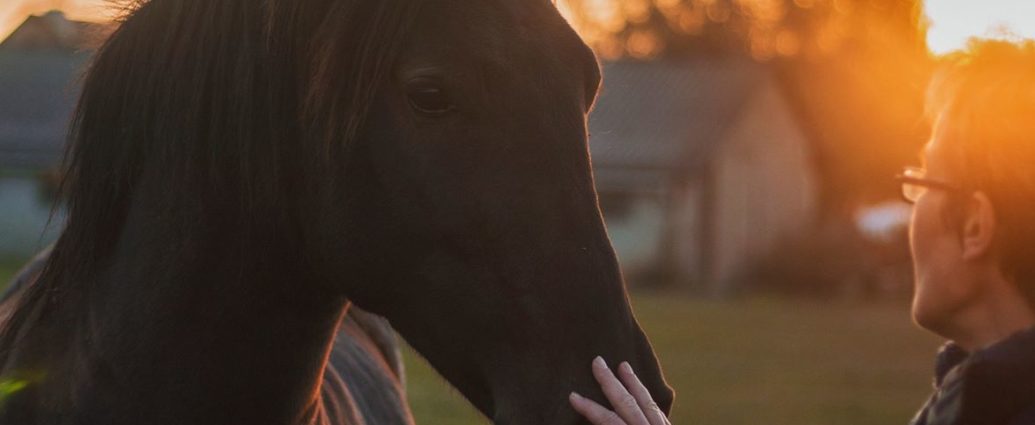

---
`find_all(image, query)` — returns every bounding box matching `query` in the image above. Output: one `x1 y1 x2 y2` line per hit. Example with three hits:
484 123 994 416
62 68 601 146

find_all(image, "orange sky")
3 0 1035 55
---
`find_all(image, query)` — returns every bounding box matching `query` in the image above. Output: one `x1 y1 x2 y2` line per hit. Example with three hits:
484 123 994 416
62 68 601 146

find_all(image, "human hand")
569 356 672 425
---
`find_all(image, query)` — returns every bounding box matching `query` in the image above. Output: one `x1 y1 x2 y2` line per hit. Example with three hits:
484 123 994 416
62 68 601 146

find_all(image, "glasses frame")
895 167 966 204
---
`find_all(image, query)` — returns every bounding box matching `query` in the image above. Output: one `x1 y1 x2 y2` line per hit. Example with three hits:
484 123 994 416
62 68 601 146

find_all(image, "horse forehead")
426 0 571 49
497 0 564 28
416 0 585 75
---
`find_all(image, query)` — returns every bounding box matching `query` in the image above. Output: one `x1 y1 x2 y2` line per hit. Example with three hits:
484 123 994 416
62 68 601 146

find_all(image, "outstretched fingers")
618 362 671 425
569 357 674 425
582 356 651 425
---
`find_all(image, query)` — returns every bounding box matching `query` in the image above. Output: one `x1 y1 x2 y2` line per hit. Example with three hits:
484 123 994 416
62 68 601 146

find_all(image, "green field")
401 294 942 425
0 261 941 424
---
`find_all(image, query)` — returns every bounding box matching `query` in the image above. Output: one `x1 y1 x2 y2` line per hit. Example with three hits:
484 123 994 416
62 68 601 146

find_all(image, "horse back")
320 309 415 425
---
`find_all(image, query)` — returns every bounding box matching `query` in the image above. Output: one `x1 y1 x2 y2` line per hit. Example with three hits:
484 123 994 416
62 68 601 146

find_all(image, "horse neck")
45 193 349 423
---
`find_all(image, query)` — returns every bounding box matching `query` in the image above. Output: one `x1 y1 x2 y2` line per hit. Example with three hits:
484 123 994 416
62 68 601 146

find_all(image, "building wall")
0 175 63 259
600 194 666 278
706 79 817 292
667 180 704 281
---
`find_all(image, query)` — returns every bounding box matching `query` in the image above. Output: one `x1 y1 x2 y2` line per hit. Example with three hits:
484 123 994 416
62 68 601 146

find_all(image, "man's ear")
961 191 997 261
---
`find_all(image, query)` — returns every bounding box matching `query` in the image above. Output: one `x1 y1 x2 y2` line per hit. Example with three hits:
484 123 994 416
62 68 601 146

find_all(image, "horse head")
300 1 674 422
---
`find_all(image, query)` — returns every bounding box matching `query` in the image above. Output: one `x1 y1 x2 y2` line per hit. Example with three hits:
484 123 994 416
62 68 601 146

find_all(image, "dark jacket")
911 328 1035 425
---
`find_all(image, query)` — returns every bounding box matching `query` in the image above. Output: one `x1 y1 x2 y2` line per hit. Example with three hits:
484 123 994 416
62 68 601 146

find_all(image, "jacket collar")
936 326 1035 425
934 342 969 387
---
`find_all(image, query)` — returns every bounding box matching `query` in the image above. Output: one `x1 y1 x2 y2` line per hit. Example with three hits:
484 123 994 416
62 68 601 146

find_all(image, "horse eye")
406 83 455 116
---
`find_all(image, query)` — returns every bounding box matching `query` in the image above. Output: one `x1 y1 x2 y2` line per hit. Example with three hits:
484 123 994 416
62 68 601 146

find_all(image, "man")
570 38 1035 425
901 37 1035 425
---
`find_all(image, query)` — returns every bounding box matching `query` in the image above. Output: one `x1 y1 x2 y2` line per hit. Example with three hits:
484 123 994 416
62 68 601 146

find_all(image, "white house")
589 57 818 294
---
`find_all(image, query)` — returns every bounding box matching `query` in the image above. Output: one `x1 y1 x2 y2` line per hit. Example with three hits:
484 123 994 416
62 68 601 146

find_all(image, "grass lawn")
0 263 941 425
401 293 943 425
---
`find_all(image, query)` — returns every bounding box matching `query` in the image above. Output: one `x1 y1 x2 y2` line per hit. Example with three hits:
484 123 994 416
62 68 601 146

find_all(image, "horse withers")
0 1 673 424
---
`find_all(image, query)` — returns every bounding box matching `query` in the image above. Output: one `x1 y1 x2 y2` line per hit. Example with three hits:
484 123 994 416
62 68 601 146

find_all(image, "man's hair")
926 38 1035 300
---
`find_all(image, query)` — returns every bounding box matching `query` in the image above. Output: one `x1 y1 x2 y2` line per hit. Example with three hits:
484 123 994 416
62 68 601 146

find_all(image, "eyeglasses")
895 167 965 204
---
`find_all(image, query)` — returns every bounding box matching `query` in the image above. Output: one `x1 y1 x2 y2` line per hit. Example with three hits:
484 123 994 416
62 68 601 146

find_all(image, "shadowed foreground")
0 264 937 424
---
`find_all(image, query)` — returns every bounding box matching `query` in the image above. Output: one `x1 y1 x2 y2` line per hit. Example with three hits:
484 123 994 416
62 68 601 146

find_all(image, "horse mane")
0 0 421 364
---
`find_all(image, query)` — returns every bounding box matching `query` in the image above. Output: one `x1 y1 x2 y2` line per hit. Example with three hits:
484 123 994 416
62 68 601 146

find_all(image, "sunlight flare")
925 0 1035 55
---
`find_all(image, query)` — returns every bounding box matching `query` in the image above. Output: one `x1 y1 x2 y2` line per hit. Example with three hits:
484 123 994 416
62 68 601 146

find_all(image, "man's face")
910 118 978 335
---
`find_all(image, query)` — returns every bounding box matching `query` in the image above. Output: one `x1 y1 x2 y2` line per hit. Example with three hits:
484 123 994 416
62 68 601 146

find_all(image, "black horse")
0 1 673 424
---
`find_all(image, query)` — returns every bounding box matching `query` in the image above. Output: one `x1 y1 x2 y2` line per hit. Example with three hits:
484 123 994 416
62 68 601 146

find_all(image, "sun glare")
925 0 1035 55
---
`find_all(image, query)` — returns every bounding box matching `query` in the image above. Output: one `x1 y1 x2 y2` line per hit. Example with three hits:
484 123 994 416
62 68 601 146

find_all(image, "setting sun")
925 0 1035 55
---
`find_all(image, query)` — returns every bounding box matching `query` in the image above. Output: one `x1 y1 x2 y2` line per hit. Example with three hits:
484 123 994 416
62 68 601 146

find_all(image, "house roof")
0 11 106 52
0 50 91 169
588 57 769 193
